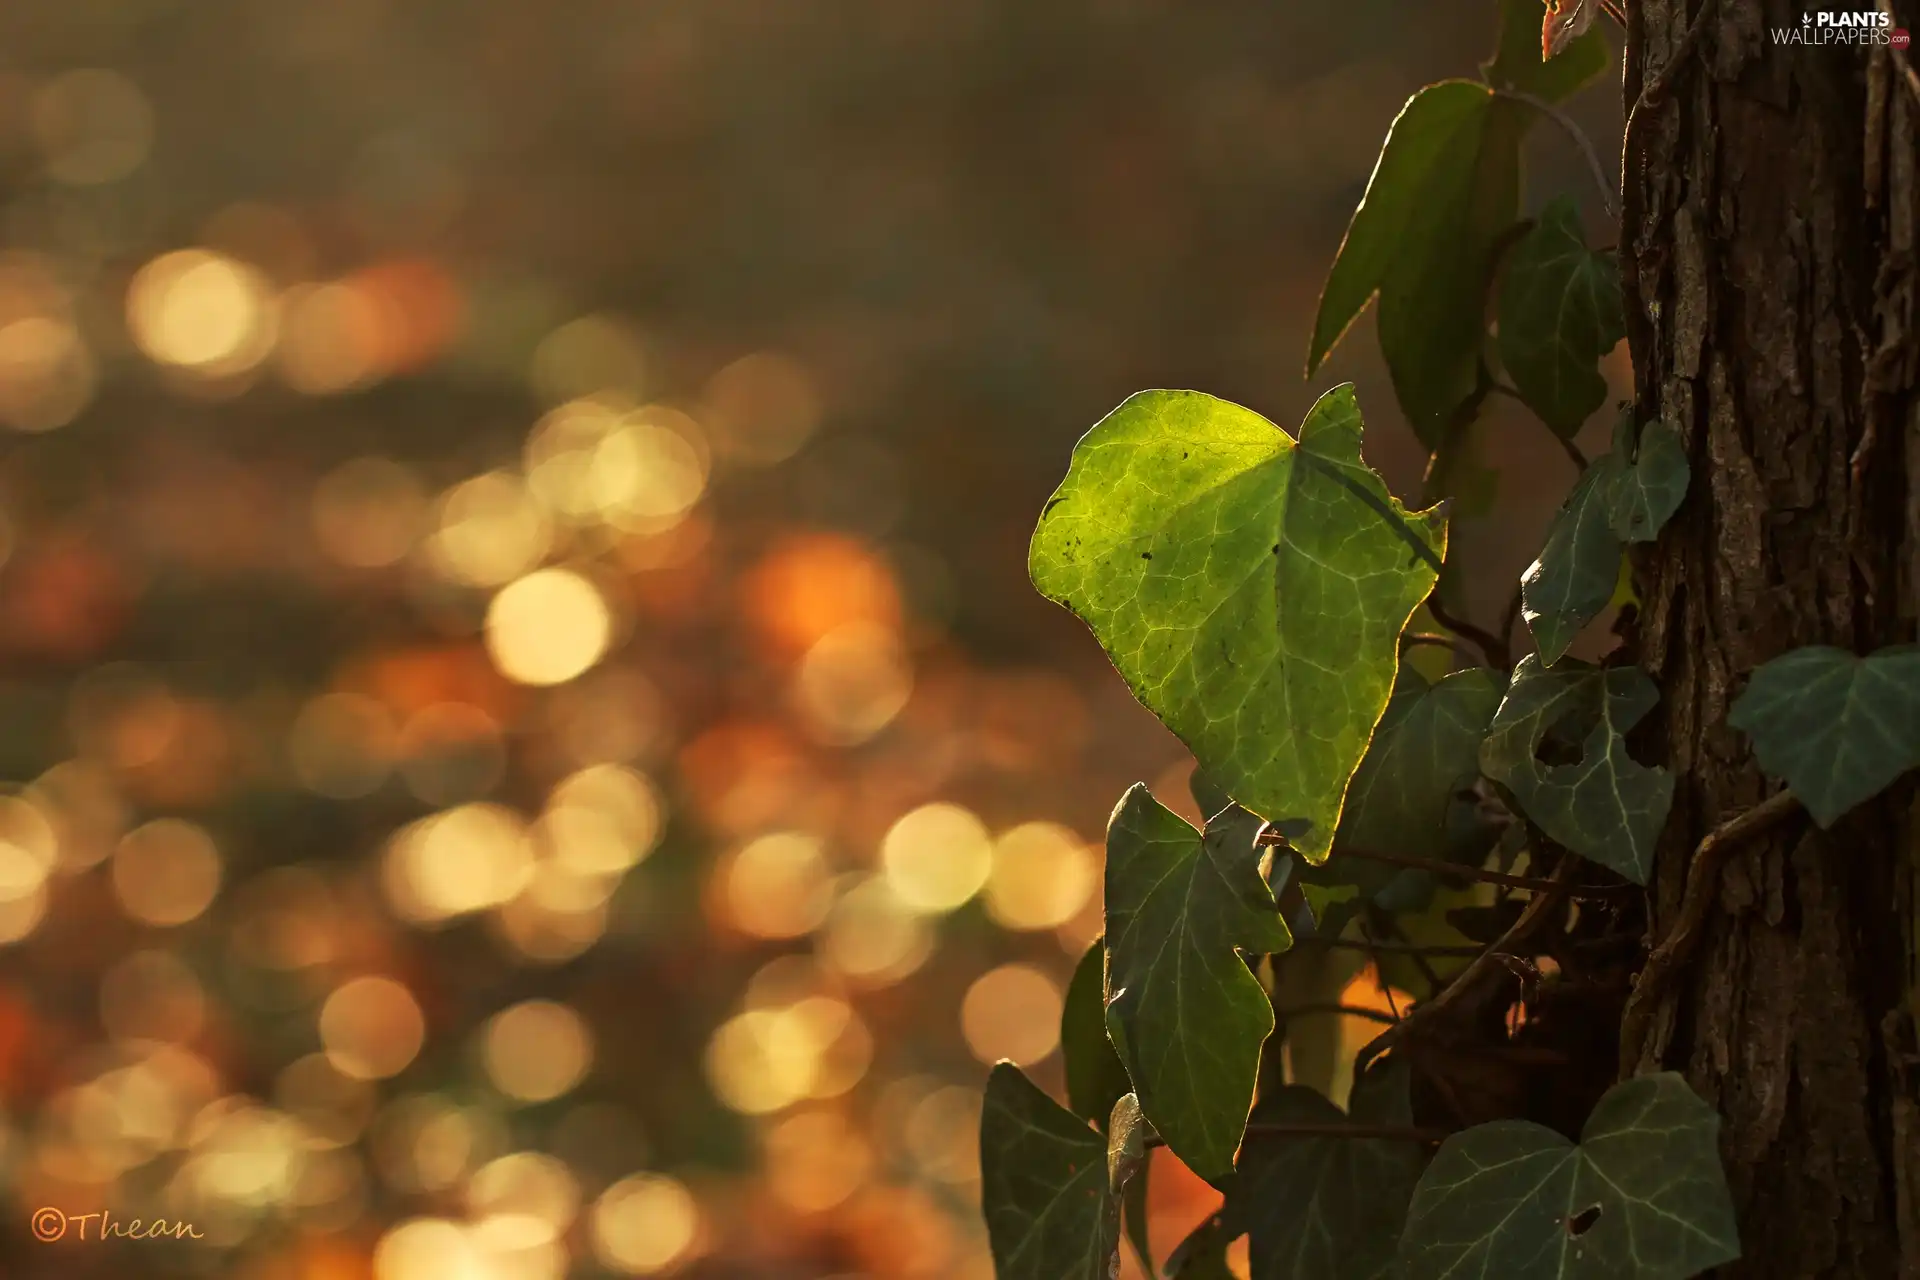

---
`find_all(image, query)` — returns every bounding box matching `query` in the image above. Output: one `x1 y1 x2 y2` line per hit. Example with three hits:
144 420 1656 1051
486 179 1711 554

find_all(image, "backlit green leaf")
1030 386 1446 861
1726 644 1920 827
1240 1060 1429 1280
1398 1073 1740 1280
1484 0 1611 103
1498 196 1625 437
1338 667 1508 859
1521 464 1621 666
1479 657 1674 883
1104 786 1290 1180
1308 83 1524 444
1062 939 1132 1129
980 1064 1125 1280
1602 414 1690 543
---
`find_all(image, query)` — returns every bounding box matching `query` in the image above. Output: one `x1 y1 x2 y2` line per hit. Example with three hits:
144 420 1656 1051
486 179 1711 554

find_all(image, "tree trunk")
1624 2 1920 1276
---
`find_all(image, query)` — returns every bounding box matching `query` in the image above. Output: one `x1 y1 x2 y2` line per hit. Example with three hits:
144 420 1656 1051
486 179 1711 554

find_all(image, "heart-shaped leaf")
1602 415 1689 543
1239 1060 1430 1280
980 1064 1127 1280
1398 1072 1740 1279
1726 644 1920 827
1338 666 1508 860
1030 385 1446 862
1498 196 1626 437
1105 785 1290 1180
1521 464 1621 666
1062 938 1133 1129
1479 657 1675 883
1309 83 1524 444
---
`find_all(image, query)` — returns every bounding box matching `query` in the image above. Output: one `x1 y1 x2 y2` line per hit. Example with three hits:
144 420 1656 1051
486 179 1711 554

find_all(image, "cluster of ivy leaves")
976 1 1920 1277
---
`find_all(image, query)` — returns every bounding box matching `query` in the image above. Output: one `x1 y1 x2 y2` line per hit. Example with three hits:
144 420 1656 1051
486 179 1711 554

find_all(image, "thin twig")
1500 580 1527 661
1354 858 1577 1077
1425 594 1511 670
1330 845 1636 898
1148 1122 1451 1149
1400 631 1459 651
1304 937 1486 957
1495 89 1617 218
1617 789 1803 1076
1553 432 1589 473
1275 1003 1400 1025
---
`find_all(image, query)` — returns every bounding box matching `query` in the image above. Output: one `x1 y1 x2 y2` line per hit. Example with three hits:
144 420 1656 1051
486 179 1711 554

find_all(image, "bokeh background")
0 1 1628 1276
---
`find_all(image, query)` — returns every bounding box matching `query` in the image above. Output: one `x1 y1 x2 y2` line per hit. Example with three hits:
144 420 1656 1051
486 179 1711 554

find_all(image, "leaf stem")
1332 845 1635 899
1304 937 1486 957
1424 595 1511 670
1617 788 1803 1076
1275 1002 1399 1025
1399 631 1459 651
1145 1121 1450 1149
1553 432 1590 473
1494 90 1618 219
1353 857 1578 1076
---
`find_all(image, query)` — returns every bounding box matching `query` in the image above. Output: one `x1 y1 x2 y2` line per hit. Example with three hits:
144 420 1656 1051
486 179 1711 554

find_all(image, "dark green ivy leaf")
1602 414 1689 543
1497 196 1626 437
1484 0 1611 103
1239 1059 1429 1280
1521 464 1621 666
980 1063 1124 1280
1105 786 1290 1180
1479 657 1675 883
1029 386 1446 863
1062 938 1132 1129
1726 644 1920 827
1398 1072 1740 1279
1308 82 1524 445
1166 1213 1240 1280
1338 667 1508 860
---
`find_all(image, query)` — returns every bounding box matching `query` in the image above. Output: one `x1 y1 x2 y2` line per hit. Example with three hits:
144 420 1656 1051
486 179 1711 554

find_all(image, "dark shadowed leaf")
1166 1213 1240 1279
1063 938 1133 1129
1338 667 1508 859
980 1064 1124 1280
1104 787 1290 1180
1398 1072 1740 1279
1726 644 1920 827
1239 1059 1429 1280
1497 197 1625 437
1308 83 1524 445
1191 767 1236 825
1479 657 1674 883
1602 415 1690 543
1029 386 1446 862
1521 464 1622 665
1484 0 1611 103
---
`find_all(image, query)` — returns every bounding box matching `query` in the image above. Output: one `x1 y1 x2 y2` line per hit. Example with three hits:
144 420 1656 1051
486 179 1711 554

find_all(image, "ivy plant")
978 1 1920 1276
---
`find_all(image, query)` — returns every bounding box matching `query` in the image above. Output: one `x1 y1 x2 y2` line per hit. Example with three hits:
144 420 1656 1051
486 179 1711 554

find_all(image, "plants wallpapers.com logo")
1773 10 1912 45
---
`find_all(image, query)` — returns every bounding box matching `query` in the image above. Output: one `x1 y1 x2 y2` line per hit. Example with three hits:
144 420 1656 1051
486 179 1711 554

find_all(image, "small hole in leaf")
1567 1205 1602 1236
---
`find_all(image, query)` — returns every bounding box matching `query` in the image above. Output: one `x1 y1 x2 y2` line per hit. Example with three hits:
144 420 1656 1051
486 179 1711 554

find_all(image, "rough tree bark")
1622 1 1920 1276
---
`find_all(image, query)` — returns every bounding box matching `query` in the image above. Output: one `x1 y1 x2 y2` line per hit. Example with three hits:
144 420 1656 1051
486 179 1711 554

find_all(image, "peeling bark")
1624 1 1920 1276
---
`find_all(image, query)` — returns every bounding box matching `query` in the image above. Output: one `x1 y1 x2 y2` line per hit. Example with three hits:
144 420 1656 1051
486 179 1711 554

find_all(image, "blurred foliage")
0 0 1624 1276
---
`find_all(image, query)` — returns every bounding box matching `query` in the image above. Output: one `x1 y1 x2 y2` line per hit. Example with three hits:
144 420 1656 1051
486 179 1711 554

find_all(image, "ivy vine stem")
1423 594 1512 669
1617 788 1804 1075
1353 857 1578 1077
1144 1121 1451 1150
1492 88 1617 219
1304 937 1487 957
1274 1002 1400 1025
1323 843 1635 899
